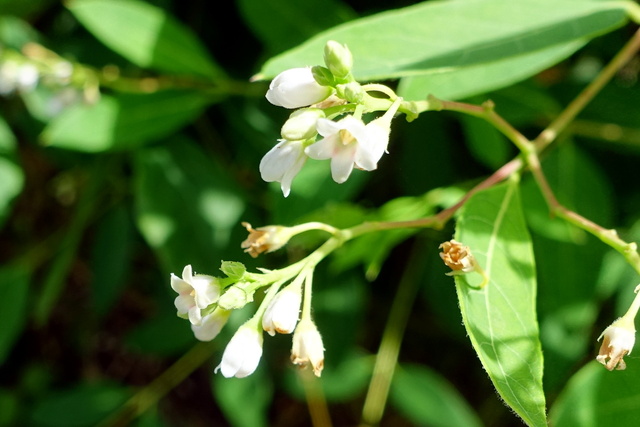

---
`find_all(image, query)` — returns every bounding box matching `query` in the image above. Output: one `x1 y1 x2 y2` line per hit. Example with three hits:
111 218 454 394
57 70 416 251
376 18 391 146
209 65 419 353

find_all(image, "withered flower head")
596 317 636 371
241 222 291 258
439 239 475 273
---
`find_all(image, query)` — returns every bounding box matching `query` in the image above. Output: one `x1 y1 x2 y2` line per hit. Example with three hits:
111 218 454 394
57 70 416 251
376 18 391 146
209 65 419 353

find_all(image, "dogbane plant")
170 36 640 426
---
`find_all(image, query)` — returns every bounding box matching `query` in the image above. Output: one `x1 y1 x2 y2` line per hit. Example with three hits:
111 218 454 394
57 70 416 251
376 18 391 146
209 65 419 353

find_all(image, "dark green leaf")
238 0 356 54
550 361 640 426
213 369 272 427
67 0 220 77
41 90 213 152
454 179 546 426
133 138 247 274
90 205 134 319
30 383 130 427
390 363 482 427
0 264 30 365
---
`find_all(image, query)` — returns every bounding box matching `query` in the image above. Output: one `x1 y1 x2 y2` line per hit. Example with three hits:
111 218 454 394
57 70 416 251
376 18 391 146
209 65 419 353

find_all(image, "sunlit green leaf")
454 179 546 426
257 0 629 83
67 0 220 77
390 363 482 427
41 91 213 152
398 41 584 101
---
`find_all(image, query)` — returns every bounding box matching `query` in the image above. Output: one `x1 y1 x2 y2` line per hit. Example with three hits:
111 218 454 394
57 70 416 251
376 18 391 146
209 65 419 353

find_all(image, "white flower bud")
324 40 353 80
215 323 263 378
291 318 325 377
265 67 332 109
262 283 302 336
281 108 324 141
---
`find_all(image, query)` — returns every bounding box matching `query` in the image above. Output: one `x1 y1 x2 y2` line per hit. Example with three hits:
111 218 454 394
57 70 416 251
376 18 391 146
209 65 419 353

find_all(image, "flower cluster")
260 40 405 197
171 252 325 378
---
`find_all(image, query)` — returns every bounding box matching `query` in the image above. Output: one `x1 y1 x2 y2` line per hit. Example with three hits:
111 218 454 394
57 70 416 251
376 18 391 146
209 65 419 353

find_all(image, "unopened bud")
324 40 353 80
281 108 325 141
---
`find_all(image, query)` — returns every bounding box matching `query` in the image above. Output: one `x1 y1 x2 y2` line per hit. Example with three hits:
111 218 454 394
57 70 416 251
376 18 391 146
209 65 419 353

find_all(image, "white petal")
190 275 220 308
170 273 191 294
330 144 357 183
181 265 194 282
191 309 230 341
315 117 342 137
305 135 340 160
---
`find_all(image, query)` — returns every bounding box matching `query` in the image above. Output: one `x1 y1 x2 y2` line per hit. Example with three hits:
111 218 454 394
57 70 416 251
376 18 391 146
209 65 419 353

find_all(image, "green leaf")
213 369 272 427
30 383 130 427
125 312 193 356
67 0 220 77
0 264 30 365
238 0 356 54
133 138 247 274
257 0 629 83
550 361 640 427
390 363 482 427
398 41 585 101
0 116 24 229
220 261 246 280
41 90 213 152
454 179 546 426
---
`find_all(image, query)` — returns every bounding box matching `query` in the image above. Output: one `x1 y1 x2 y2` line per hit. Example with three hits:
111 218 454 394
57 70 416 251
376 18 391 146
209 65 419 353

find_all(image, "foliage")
1 0 640 426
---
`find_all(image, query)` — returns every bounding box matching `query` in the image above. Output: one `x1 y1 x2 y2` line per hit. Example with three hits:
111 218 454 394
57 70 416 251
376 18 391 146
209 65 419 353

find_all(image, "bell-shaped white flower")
266 67 332 109
291 318 325 377
170 265 221 326
215 323 264 378
262 283 302 336
259 139 307 197
191 307 231 342
597 317 636 370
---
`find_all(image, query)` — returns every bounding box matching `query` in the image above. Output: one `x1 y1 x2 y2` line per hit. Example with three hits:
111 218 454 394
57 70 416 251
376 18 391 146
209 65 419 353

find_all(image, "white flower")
262 284 302 336
266 67 332 109
305 98 402 184
597 317 636 370
259 139 307 197
191 307 231 342
291 318 325 377
215 323 263 378
170 265 221 326
305 116 385 183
